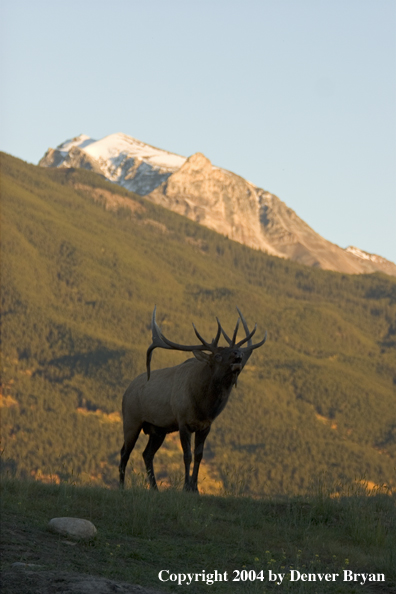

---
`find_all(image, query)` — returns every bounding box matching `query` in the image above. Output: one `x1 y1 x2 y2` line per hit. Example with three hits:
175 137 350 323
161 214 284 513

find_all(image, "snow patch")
345 246 385 264
57 134 96 152
83 133 186 172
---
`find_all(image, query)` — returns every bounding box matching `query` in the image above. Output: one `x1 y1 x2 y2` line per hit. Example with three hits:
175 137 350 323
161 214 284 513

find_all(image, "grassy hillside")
1 152 396 496
1 478 395 593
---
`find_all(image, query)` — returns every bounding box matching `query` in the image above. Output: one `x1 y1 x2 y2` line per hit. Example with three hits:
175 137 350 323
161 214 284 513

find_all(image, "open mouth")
231 363 243 373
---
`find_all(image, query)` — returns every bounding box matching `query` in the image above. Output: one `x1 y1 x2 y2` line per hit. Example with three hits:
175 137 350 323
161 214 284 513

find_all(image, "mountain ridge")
39 133 396 277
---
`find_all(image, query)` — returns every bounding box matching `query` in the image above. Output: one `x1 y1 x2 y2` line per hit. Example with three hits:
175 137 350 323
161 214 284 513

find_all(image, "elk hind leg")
119 425 141 488
190 427 210 493
142 431 166 490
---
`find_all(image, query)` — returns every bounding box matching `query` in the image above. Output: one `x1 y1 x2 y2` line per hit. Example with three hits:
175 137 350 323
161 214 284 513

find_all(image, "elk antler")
146 307 267 380
146 307 222 380
218 308 261 349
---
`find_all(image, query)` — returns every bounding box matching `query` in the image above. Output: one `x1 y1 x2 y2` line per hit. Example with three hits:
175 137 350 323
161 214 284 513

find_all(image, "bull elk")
119 306 267 492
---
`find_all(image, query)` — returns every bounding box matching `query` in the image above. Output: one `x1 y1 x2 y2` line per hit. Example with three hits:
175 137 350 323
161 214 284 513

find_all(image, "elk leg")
190 427 211 492
142 431 166 490
179 426 193 491
119 426 141 488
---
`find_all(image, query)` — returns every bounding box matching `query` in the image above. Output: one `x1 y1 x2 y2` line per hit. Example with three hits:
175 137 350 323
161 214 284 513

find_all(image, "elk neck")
191 361 236 421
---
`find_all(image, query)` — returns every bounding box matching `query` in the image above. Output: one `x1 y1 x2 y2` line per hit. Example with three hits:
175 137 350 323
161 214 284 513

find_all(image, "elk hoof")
183 483 199 494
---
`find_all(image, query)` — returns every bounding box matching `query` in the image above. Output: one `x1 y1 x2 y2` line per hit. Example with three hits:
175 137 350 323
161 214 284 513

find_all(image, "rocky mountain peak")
38 133 396 277
181 152 213 173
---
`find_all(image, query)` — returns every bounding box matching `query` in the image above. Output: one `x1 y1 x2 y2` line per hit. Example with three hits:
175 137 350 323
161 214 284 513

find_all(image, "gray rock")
48 517 97 540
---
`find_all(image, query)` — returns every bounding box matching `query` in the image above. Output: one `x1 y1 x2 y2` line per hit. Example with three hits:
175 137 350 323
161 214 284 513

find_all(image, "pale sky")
1 0 395 262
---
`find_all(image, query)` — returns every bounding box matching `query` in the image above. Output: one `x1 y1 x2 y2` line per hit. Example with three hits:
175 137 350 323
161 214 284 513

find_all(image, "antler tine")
231 318 240 347
236 307 253 347
146 306 172 380
212 318 222 347
235 306 267 351
192 323 212 349
240 330 267 352
146 345 156 381
219 319 232 346
251 330 267 350
236 323 257 347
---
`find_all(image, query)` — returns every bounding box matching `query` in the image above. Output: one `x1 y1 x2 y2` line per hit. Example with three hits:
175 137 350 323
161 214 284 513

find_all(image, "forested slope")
1 152 395 496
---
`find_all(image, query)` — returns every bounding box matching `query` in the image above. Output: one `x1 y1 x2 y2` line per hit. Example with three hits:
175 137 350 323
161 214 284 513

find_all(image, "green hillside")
1 152 396 496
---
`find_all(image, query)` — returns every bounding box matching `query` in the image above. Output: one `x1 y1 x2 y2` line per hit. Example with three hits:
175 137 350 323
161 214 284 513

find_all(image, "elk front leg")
179 426 193 491
190 427 211 492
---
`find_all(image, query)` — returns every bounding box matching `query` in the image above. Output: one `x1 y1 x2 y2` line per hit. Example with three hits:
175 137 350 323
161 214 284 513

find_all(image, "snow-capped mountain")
39 133 396 277
41 133 186 195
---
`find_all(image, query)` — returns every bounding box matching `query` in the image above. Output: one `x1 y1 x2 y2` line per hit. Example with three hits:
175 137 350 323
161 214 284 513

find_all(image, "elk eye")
214 353 222 363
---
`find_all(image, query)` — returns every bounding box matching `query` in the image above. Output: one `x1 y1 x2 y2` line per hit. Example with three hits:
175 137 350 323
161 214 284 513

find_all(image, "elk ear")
193 350 212 364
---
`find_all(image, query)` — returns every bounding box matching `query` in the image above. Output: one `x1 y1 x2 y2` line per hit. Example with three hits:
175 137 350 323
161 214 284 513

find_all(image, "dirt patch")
73 184 146 215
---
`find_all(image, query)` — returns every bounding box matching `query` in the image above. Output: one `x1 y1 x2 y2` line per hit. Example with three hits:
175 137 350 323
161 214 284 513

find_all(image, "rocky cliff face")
148 153 279 256
39 133 396 276
148 152 396 275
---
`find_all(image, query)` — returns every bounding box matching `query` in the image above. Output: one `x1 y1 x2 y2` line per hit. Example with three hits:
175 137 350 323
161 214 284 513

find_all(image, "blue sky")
1 0 395 262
